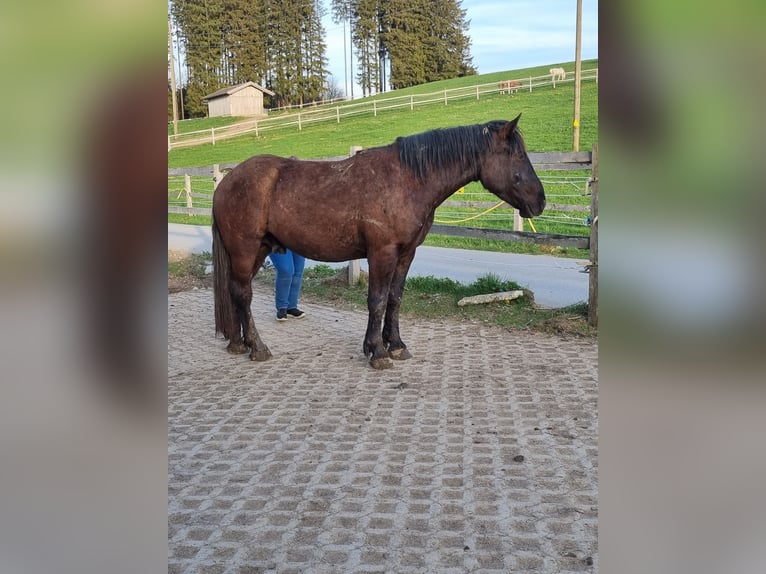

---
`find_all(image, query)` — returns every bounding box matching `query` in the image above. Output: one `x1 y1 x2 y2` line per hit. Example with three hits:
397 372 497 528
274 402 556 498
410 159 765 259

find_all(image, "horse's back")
212 147 428 263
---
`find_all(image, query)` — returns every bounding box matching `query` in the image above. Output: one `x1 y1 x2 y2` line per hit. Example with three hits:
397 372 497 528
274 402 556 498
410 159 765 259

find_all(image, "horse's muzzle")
521 196 545 218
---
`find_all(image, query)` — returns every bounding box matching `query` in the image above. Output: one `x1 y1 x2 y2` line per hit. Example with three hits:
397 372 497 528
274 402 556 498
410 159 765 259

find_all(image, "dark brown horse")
212 115 545 369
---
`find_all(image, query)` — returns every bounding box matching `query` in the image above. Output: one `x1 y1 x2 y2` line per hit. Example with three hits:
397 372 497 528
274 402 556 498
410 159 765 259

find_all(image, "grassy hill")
168 59 597 167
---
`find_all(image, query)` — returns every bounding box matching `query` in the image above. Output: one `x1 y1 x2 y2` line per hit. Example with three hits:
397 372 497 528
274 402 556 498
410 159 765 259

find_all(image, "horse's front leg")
364 249 397 369
382 250 416 361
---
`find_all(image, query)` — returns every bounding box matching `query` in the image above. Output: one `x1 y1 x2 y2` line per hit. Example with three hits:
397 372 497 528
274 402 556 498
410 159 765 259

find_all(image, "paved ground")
169 288 598 573
168 223 590 309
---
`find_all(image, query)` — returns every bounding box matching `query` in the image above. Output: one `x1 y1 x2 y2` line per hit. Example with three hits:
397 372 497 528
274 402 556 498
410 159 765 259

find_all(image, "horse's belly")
290 242 365 263
278 222 366 262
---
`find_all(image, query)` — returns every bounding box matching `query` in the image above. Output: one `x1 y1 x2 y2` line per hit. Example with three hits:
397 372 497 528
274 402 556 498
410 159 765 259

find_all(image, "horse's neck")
425 164 480 210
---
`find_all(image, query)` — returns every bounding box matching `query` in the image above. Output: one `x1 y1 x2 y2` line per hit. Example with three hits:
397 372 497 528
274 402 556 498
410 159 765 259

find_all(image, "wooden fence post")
211 127 216 145
529 77 532 92
410 95 414 110
213 164 222 190
336 106 340 123
373 100 377 116
184 174 192 211
513 209 523 232
298 113 302 130
588 142 598 327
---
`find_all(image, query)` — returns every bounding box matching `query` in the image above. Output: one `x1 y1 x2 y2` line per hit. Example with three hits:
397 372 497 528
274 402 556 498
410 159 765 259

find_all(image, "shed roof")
203 81 275 100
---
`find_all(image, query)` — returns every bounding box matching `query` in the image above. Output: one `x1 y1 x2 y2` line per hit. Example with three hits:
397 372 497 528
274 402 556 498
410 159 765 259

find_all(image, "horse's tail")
212 213 235 340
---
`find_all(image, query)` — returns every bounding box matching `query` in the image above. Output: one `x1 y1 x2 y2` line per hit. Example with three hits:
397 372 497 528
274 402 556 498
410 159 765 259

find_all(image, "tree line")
333 0 474 96
169 0 474 118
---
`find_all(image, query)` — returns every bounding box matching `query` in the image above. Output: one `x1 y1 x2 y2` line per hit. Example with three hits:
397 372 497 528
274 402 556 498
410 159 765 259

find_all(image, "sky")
323 0 599 97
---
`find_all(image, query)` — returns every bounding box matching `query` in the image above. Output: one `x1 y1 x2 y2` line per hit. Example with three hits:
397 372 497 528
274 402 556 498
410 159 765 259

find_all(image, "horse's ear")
498 114 522 141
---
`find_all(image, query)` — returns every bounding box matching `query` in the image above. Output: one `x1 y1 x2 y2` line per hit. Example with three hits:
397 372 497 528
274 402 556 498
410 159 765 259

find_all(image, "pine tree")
172 0 226 116
172 0 327 114
377 0 474 90
380 0 428 89
423 0 474 82
300 1 330 104
223 0 268 87
351 0 380 96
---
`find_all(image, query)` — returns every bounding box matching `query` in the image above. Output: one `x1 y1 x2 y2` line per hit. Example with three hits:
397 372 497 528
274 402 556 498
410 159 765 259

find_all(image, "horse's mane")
395 120 526 181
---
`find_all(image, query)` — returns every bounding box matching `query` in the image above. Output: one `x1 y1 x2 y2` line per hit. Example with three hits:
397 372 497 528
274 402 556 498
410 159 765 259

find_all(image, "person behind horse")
268 248 306 321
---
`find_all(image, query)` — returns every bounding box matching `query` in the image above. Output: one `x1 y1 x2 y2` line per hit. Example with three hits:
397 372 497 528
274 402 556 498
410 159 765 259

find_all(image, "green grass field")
168 60 597 257
168 60 597 164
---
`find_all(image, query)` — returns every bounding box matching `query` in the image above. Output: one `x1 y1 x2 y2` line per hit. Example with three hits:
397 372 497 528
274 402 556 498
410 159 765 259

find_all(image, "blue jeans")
268 249 306 311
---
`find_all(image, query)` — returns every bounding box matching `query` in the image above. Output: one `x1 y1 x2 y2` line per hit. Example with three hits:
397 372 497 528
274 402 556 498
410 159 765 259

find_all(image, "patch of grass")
422 233 589 259
168 213 212 226
168 251 211 278
251 264 595 336
304 263 338 279
169 116 248 136
397 274 593 335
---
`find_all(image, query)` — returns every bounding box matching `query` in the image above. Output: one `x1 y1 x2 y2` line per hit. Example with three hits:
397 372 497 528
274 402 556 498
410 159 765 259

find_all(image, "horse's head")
479 115 545 218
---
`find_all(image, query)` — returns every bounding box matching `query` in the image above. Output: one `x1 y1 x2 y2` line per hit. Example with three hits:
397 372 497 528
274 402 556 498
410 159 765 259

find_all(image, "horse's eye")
513 173 522 183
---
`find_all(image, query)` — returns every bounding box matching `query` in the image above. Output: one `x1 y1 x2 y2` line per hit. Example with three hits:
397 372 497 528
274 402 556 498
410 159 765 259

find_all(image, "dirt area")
168 274 212 293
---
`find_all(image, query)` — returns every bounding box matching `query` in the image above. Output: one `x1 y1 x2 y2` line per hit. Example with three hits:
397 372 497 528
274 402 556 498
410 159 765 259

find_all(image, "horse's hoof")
250 348 272 362
370 356 394 370
227 342 249 355
388 347 412 361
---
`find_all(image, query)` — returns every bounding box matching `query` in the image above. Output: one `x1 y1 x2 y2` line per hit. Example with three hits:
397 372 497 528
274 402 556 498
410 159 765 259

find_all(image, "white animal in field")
550 67 566 82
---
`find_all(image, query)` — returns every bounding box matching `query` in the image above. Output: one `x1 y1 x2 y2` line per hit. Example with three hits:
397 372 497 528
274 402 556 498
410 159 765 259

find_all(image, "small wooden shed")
203 82 275 117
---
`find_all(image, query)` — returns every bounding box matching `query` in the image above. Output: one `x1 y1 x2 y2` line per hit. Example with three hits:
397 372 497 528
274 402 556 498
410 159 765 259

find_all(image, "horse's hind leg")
382 249 416 361
245 247 273 361
230 251 272 361
226 276 250 355
224 252 250 355
225 253 252 355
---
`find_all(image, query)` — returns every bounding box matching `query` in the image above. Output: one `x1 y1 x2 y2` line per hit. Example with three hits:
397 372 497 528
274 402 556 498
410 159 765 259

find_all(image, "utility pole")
573 0 582 151
175 27 185 120
168 16 179 136
349 23 354 99
342 20 349 98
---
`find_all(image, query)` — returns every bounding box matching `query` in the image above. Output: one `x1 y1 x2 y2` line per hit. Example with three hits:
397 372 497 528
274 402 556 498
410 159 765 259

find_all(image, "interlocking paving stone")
169 288 598 573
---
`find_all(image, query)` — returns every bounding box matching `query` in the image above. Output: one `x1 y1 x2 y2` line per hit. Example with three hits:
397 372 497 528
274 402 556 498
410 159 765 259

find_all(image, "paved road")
169 223 589 309
168 288 598 573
